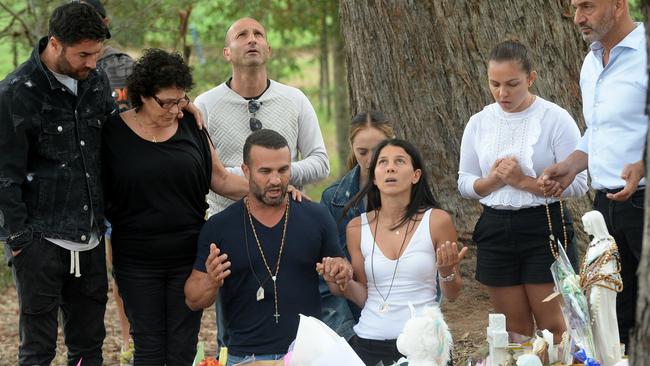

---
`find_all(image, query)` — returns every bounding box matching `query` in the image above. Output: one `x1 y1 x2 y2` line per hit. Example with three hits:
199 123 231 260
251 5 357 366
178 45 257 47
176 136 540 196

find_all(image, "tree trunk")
630 2 650 363
332 0 350 174
320 2 331 118
339 0 592 243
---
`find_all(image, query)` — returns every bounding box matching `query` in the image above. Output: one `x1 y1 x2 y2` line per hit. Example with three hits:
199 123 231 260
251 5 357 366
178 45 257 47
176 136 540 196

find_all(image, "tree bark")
630 2 650 364
320 1 331 118
339 0 592 243
332 0 350 173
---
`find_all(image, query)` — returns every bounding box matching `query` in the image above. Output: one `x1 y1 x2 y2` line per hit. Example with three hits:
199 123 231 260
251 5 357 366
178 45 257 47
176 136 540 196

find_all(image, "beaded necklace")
245 198 289 324
579 242 623 293
542 192 568 260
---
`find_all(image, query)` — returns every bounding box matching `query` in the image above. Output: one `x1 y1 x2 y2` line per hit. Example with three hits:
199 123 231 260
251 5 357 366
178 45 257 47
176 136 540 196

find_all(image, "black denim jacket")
0 37 115 251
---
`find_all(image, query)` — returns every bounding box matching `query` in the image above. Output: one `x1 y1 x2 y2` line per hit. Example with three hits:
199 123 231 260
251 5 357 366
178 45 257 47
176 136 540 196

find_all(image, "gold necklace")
134 111 158 143
542 191 568 260
245 197 289 323
370 210 411 314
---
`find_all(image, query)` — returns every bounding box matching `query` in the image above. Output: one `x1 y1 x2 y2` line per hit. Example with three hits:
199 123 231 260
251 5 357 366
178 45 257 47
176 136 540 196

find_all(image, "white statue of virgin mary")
580 210 623 366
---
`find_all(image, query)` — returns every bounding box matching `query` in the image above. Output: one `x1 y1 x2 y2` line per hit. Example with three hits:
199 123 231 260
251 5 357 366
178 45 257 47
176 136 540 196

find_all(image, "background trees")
631 1 650 363
338 0 591 240
0 0 648 361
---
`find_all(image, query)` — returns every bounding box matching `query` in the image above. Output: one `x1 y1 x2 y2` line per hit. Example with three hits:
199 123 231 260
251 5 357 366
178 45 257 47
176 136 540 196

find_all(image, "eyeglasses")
153 95 190 110
248 100 263 131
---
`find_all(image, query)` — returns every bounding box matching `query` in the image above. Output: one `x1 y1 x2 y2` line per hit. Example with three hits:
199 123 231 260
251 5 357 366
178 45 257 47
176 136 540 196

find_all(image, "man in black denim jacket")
0 3 112 365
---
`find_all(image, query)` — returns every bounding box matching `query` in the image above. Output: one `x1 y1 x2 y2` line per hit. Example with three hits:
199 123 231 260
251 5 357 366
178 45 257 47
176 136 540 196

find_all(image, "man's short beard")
253 191 285 206
57 47 90 80
583 10 616 43
251 183 287 207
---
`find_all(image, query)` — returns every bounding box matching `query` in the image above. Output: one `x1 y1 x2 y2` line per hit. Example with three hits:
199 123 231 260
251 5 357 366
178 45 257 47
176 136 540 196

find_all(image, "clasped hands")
316 257 353 291
487 156 527 190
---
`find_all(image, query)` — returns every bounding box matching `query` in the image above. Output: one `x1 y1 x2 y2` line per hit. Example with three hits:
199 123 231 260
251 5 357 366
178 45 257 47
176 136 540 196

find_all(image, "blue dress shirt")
577 23 648 190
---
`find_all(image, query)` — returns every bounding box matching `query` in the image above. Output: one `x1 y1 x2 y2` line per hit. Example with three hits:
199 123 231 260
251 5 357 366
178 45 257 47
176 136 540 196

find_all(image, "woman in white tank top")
322 139 466 365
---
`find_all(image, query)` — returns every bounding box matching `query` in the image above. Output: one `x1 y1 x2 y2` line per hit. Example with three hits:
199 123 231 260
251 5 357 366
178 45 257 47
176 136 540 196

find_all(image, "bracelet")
439 271 456 282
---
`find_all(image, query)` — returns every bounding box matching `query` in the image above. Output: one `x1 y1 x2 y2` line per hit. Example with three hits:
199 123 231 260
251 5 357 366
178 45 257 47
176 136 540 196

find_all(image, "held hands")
538 161 575 197
436 241 468 278
205 243 231 288
316 257 353 290
608 160 645 201
287 185 311 202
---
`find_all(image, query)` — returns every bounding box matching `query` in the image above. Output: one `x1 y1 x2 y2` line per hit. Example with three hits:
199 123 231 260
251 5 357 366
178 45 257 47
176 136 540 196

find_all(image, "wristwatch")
439 271 456 282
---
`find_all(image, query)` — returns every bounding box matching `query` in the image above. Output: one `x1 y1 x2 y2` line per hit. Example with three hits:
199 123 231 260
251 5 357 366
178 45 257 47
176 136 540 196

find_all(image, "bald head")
225 17 266 46
223 17 271 68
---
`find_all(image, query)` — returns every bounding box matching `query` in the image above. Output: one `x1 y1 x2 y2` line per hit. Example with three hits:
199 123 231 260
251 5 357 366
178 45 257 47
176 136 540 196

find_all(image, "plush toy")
395 306 453 366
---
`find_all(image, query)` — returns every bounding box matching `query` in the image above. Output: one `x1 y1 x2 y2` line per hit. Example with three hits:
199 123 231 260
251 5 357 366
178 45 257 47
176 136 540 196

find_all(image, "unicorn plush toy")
395 306 453 366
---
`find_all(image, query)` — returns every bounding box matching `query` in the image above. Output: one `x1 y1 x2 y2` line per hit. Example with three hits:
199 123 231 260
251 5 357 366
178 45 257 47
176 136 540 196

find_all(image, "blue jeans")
226 353 284 366
319 284 356 340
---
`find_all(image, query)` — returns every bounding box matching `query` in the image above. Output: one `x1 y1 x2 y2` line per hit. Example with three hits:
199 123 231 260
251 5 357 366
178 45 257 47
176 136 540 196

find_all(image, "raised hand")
205 243 231 288
436 241 468 277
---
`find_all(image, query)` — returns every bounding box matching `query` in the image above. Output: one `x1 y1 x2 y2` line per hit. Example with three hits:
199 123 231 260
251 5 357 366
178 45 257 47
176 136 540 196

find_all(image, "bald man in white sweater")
196 17 329 216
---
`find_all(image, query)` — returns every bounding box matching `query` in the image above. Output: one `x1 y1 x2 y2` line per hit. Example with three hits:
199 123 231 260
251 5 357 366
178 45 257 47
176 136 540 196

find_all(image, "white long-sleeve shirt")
458 97 588 209
195 80 330 215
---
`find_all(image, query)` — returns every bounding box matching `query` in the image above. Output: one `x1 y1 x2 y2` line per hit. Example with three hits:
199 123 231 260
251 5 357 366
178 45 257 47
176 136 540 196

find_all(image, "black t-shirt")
194 199 342 356
103 113 211 268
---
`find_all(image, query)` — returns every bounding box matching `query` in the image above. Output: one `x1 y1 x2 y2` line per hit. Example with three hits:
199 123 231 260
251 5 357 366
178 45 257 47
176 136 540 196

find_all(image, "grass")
305 105 341 202
0 242 13 290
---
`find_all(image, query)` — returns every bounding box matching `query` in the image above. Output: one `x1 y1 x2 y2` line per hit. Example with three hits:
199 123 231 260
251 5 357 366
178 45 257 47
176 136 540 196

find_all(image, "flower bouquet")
550 243 596 359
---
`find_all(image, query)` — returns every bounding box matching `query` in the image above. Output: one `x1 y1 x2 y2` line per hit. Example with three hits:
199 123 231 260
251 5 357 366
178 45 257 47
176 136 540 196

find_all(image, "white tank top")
353 208 438 340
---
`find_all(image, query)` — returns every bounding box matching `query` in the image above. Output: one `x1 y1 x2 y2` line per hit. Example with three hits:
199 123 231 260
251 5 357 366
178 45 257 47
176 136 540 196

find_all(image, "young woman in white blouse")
324 139 465 365
458 40 588 343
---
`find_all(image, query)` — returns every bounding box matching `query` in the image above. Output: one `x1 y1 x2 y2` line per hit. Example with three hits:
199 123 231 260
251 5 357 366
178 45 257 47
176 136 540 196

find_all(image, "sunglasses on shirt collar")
248 100 263 131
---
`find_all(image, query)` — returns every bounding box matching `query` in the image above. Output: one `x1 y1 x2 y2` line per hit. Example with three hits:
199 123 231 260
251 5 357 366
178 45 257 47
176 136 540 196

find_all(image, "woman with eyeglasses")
102 48 249 364
319 110 394 339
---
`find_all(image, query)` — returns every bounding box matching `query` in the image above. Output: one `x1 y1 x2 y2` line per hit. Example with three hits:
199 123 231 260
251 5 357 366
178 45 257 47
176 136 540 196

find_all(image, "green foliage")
0 0 54 77
629 0 645 21
306 105 340 202
103 0 325 94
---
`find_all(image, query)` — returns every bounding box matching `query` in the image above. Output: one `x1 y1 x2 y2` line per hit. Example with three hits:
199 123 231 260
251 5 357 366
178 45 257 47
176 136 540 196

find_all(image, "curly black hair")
127 48 194 110
49 3 108 45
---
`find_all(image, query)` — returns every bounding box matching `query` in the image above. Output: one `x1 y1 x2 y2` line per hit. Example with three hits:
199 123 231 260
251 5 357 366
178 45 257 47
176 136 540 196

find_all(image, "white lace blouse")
458 97 588 209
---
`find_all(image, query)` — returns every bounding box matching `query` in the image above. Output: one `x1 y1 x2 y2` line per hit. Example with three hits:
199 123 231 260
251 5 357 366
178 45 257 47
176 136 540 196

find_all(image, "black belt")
351 334 397 345
481 202 560 216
